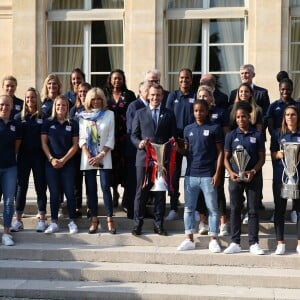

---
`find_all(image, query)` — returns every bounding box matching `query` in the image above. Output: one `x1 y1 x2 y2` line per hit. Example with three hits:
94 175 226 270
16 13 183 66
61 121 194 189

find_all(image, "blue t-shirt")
209 105 226 127
11 96 23 119
41 98 54 119
0 119 21 168
184 121 224 177
266 99 300 134
14 113 44 154
166 89 196 137
41 118 79 159
69 105 85 122
270 129 300 183
224 126 265 173
65 90 76 108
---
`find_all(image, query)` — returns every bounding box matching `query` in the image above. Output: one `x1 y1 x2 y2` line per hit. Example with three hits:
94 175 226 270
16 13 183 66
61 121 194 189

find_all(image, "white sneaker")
194 211 200 223
2 233 14 246
165 210 179 221
45 222 59 234
36 220 46 232
296 245 300 255
68 221 78 234
275 244 285 255
224 242 241 254
10 220 24 232
177 239 195 251
242 213 248 225
209 239 221 253
199 221 209 235
219 223 229 236
291 210 298 223
249 243 264 255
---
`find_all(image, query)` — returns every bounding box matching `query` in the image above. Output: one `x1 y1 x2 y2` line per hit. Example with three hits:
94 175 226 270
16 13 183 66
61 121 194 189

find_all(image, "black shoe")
75 210 82 218
154 226 167 236
131 226 142 236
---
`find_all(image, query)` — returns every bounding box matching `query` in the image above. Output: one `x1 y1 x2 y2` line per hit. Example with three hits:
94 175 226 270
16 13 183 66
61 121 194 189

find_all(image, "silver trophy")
232 145 251 181
150 142 168 191
281 142 300 199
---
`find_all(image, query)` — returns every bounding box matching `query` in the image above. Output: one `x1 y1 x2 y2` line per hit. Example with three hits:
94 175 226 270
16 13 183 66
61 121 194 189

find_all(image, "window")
290 0 300 96
47 0 124 91
167 0 245 94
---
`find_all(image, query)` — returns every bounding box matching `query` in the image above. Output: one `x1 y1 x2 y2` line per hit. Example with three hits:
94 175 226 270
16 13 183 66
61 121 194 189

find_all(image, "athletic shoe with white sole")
224 242 241 254
249 243 265 255
177 239 196 251
2 233 14 246
198 221 209 235
45 222 59 234
275 244 285 255
36 220 46 232
209 239 221 253
219 223 229 236
68 221 78 234
10 220 24 232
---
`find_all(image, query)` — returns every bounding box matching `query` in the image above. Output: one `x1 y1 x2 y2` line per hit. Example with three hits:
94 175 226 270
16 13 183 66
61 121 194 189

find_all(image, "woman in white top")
79 87 116 234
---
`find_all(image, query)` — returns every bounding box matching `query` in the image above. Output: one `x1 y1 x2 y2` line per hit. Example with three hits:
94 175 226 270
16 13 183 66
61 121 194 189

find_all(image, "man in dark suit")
124 81 150 219
200 74 229 110
131 84 177 236
228 64 270 117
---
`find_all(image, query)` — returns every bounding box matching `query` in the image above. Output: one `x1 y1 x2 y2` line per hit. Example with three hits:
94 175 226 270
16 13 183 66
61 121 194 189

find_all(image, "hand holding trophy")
232 145 251 182
280 142 300 199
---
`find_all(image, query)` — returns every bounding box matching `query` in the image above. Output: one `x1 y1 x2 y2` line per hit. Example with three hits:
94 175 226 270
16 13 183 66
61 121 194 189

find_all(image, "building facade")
0 0 299 100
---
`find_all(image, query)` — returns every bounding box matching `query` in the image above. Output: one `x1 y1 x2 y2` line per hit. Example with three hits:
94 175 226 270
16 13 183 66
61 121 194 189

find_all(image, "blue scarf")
79 110 106 157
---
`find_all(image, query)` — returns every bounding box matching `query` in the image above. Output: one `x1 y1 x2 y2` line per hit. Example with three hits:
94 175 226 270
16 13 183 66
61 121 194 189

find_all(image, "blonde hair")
21 87 43 120
50 95 70 121
0 94 13 105
197 85 215 105
2 75 17 87
230 83 262 127
41 74 62 101
84 87 108 112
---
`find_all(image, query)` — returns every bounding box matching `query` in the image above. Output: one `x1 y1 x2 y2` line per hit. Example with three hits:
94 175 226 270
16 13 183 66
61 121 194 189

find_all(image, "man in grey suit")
229 64 270 117
131 84 177 236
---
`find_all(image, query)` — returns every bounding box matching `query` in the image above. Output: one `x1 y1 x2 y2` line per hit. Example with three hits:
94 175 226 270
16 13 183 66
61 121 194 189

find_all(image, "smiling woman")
41 95 79 234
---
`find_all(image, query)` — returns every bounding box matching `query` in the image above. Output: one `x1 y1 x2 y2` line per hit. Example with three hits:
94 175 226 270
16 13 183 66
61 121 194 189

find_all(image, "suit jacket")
229 84 270 116
125 97 148 157
131 106 177 167
214 88 229 110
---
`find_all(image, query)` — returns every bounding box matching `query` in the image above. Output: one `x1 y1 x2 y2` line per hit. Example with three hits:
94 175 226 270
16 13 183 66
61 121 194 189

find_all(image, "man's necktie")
153 108 158 129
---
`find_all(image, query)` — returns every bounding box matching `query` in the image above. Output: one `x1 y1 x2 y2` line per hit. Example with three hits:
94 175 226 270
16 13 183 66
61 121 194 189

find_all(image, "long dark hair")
105 69 128 93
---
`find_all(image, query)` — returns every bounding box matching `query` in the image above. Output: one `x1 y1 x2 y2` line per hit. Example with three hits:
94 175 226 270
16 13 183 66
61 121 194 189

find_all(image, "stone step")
0 244 299 269
4 231 300 251
0 259 299 289
0 279 299 300
2 200 296 224
3 215 299 234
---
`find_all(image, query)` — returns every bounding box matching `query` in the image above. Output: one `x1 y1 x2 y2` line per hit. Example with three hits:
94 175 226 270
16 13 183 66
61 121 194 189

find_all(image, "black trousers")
133 166 166 228
228 172 262 246
273 181 300 241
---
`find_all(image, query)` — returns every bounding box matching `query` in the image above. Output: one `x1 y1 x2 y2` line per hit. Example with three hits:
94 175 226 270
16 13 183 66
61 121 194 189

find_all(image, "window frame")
47 5 124 85
165 6 247 91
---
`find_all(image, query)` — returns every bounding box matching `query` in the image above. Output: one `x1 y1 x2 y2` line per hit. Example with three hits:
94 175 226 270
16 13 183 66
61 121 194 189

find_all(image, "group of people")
0 65 299 257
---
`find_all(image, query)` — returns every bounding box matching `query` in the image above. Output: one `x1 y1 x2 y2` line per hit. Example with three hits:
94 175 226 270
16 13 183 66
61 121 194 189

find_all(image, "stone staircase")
0 199 300 299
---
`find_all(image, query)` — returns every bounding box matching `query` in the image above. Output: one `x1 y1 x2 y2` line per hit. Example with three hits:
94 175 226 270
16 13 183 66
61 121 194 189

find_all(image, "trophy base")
281 184 300 199
150 177 168 191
